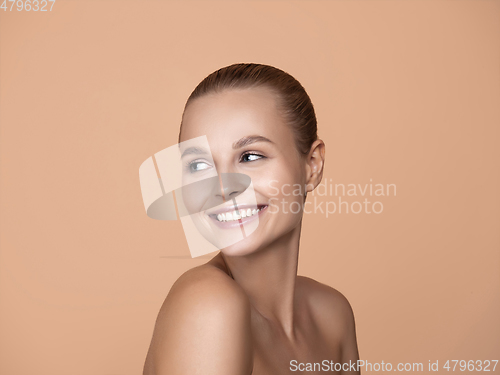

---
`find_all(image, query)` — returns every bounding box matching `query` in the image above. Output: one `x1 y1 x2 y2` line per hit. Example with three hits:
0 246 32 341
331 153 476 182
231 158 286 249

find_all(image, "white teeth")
214 208 262 222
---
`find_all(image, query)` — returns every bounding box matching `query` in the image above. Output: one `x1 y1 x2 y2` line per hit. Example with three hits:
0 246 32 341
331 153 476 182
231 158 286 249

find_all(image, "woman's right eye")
188 160 211 172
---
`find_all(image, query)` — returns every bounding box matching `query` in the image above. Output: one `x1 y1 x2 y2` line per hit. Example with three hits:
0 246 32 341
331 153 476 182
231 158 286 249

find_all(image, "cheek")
252 165 306 209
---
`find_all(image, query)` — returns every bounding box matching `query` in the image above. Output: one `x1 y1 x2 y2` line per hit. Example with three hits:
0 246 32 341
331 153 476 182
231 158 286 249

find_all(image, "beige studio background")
1 0 499 374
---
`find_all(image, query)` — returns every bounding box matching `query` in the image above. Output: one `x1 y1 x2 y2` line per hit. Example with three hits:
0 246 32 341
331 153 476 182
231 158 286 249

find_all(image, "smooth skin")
143 86 360 375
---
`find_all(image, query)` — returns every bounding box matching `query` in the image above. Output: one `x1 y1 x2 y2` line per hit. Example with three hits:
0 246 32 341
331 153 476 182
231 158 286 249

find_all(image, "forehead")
179 86 294 148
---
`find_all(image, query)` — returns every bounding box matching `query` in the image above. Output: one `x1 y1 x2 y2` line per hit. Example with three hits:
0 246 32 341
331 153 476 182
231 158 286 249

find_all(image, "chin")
188 203 269 256
219 234 264 257
218 211 303 257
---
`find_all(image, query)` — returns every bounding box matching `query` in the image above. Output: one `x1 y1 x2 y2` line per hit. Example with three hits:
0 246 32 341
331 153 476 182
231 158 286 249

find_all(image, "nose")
220 185 240 199
215 173 251 201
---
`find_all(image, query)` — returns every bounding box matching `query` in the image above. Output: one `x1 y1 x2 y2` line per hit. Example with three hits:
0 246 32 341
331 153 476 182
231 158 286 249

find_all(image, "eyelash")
185 152 266 173
240 152 266 163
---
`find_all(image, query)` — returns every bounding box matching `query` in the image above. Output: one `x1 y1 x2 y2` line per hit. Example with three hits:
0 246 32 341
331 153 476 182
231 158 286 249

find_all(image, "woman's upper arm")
144 269 253 375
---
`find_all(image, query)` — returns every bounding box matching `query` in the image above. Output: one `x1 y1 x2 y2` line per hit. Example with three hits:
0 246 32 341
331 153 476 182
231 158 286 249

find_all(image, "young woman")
143 63 360 375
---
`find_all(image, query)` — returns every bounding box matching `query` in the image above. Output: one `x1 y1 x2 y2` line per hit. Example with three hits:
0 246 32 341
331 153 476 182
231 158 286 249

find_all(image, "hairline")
178 83 308 157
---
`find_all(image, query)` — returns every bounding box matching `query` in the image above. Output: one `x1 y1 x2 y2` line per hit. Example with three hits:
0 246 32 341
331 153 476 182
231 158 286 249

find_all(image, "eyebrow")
180 146 209 158
232 135 274 149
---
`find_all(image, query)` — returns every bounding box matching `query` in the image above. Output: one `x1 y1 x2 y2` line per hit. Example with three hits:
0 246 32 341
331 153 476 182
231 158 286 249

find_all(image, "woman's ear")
305 139 325 194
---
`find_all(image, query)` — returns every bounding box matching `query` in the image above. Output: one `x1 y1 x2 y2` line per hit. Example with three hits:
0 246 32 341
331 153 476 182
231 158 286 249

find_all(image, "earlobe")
305 183 315 193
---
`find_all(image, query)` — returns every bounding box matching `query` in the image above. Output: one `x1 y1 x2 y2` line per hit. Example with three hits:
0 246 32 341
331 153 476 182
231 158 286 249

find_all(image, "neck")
220 223 302 341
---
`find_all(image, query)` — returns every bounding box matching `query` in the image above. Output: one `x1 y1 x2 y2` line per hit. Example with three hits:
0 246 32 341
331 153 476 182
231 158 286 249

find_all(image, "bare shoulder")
296 276 360 371
296 276 357 339
297 276 355 316
143 263 253 375
164 262 249 311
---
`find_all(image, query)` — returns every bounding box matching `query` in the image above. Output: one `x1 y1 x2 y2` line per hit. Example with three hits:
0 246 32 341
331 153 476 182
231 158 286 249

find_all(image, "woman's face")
179 86 309 256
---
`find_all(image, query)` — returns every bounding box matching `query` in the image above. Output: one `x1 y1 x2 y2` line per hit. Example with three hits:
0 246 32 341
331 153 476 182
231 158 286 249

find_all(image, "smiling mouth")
207 204 268 222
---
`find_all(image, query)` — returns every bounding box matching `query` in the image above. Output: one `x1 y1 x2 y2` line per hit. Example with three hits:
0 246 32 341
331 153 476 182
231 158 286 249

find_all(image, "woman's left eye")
240 153 265 163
